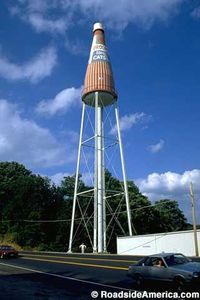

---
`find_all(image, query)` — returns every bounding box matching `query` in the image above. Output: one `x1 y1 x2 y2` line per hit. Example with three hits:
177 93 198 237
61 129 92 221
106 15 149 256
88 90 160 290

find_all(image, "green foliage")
153 199 187 232
0 162 188 253
0 161 62 249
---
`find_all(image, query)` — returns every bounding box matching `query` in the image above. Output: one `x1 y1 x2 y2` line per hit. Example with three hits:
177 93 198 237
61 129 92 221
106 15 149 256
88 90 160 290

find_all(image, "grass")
0 234 22 251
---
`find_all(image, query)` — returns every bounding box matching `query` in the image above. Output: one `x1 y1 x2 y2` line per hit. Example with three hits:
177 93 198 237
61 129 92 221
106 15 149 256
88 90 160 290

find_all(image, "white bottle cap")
93 22 104 32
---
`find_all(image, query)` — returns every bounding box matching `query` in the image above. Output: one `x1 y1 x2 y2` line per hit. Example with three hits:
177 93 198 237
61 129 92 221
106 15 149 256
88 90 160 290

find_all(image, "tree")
0 162 188 253
103 170 157 252
153 199 187 232
56 174 93 252
0 162 61 248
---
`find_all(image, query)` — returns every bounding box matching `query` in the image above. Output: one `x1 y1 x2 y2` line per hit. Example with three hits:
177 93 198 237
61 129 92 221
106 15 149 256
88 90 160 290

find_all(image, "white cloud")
50 171 93 187
65 38 88 56
10 2 68 33
0 99 75 168
36 86 82 116
136 169 200 222
191 6 200 19
110 112 146 135
27 14 67 34
0 46 57 83
81 172 94 187
11 0 184 33
78 0 183 31
10 0 73 34
50 172 71 186
137 170 200 196
148 139 164 153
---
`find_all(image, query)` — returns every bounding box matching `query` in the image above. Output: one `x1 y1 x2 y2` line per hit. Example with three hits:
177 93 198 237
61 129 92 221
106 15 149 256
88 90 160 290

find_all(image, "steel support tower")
68 23 133 253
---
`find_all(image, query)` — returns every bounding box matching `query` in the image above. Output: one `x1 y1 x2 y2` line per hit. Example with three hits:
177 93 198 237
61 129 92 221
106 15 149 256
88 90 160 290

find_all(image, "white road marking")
0 262 133 291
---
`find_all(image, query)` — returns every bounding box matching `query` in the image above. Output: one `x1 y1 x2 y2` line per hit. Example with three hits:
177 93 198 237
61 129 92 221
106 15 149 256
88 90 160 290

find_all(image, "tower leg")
114 103 133 236
68 104 86 253
102 123 107 253
95 92 104 253
93 93 98 253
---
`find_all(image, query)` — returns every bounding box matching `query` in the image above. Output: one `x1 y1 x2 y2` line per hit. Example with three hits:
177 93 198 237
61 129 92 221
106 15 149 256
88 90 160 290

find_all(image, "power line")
0 199 172 224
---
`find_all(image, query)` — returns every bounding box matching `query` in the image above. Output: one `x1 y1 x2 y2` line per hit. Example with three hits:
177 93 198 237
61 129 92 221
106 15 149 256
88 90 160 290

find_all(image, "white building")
117 230 200 257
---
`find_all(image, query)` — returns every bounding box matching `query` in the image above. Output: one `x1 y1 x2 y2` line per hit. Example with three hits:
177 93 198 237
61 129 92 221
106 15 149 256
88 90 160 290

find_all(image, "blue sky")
0 0 200 222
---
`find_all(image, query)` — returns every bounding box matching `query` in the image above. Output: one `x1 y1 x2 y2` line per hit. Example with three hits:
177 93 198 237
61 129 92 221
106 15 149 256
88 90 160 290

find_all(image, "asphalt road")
0 252 134 300
0 252 200 299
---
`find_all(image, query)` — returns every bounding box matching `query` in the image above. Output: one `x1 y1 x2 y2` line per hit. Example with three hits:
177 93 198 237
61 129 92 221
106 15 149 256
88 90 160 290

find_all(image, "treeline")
0 162 188 253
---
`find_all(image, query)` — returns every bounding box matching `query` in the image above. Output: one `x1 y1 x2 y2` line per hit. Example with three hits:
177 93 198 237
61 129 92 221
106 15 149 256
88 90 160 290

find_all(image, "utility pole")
189 182 199 257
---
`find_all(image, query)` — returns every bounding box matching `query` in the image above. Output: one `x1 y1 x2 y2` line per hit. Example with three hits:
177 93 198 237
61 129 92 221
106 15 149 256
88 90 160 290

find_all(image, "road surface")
0 252 135 299
1 252 200 299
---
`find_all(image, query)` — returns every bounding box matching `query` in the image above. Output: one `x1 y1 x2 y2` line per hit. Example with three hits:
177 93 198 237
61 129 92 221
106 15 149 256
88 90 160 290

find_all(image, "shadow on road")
0 269 133 300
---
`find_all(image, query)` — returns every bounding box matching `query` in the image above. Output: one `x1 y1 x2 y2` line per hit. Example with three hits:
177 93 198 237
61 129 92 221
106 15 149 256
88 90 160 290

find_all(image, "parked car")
128 253 200 291
0 245 18 259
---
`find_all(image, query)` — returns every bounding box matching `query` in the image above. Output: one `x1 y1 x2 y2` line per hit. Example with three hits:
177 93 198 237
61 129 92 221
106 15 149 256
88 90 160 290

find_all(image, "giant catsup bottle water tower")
68 23 133 253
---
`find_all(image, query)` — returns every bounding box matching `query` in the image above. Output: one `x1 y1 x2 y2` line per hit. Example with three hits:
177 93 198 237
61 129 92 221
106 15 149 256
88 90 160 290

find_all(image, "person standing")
79 243 86 254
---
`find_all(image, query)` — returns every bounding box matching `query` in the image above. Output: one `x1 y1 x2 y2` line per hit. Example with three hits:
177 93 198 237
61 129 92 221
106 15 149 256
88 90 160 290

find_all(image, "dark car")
0 245 18 259
128 253 200 291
